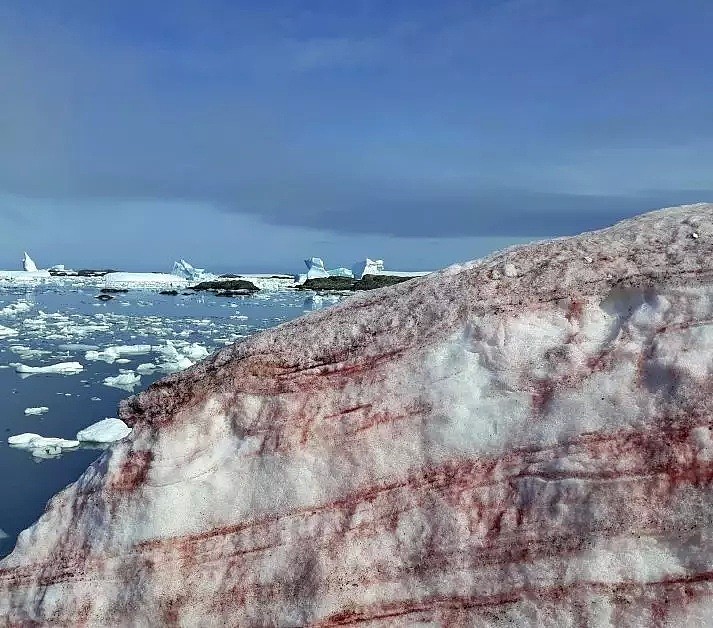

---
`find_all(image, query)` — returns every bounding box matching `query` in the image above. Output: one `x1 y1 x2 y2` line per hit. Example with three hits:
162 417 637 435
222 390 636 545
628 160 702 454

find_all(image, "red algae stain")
110 450 153 492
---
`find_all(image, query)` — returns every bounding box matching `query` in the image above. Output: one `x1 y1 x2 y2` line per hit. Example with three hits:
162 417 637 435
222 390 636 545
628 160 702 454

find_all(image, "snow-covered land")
2 204 713 625
103 272 189 290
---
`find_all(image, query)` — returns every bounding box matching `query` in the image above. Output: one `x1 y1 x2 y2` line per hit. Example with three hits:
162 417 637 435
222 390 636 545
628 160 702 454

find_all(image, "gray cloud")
1 1 712 241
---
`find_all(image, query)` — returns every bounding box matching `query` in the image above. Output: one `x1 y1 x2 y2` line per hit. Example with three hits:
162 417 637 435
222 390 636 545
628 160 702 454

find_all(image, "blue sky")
1 0 711 272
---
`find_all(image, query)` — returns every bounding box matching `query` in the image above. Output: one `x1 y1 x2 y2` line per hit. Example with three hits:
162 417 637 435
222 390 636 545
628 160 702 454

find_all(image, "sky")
1 0 711 272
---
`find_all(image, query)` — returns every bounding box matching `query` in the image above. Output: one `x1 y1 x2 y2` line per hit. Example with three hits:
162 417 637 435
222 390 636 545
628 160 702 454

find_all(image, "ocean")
0 283 330 557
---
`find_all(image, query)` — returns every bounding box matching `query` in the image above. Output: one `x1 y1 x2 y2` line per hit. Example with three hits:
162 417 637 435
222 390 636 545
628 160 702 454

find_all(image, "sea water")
0 285 331 557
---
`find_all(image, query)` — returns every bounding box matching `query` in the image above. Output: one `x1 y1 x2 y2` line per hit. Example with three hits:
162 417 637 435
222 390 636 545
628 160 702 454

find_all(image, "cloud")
0 0 712 242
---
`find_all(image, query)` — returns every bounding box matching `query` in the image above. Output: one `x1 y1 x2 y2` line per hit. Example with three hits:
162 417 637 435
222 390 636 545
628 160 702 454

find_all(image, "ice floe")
0 324 18 338
8 433 80 457
13 362 84 375
76 418 132 443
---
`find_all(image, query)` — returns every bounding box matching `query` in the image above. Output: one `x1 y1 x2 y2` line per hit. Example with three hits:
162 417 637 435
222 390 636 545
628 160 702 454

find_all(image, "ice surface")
22 252 38 273
76 418 132 443
13 362 84 375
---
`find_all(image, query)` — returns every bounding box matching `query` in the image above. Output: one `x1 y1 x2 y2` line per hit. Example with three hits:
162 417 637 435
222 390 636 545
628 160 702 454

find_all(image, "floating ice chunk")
85 345 152 363
0 324 18 338
103 371 141 391
57 344 99 352
22 252 38 272
76 418 132 443
0 528 7 539
0 300 32 317
8 433 79 451
14 362 84 375
327 267 354 278
136 363 158 374
24 407 49 416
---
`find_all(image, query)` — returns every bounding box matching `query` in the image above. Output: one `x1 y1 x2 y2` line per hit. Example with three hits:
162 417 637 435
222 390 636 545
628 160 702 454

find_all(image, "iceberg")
351 257 384 279
22 252 38 272
3 204 713 625
304 257 330 280
171 259 215 282
76 418 132 443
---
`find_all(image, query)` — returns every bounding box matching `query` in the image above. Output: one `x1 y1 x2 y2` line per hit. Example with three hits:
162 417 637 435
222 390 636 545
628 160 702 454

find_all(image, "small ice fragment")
0 324 18 338
136 363 157 374
76 418 132 443
24 407 49 416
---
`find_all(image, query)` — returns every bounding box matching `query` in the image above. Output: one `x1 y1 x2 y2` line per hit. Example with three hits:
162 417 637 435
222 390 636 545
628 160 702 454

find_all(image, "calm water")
0 285 325 557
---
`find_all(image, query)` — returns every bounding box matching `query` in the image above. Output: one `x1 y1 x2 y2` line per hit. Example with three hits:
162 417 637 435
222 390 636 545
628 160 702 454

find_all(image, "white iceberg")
23 252 38 272
103 371 141 391
24 407 49 416
85 345 153 363
171 259 215 282
351 258 385 279
76 418 132 443
305 257 330 280
14 362 84 375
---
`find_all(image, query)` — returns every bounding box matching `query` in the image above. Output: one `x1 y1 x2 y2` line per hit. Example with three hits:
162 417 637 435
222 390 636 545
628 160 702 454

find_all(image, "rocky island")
2 204 713 626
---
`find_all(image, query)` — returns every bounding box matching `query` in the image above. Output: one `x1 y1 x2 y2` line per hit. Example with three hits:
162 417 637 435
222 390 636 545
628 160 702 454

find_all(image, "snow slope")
2 204 713 626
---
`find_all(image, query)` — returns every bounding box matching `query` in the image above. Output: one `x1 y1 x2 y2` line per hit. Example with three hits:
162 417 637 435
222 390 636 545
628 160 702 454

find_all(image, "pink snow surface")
2 204 713 626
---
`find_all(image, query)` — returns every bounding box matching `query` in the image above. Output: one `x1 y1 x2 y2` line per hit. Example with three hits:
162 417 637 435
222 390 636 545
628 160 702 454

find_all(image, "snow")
23 252 38 273
13 362 84 375
103 371 141 391
76 418 132 443
24 407 49 416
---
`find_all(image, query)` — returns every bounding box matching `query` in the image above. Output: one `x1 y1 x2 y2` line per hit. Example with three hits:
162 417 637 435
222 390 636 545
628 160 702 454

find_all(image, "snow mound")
3 204 713 625
76 418 132 443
